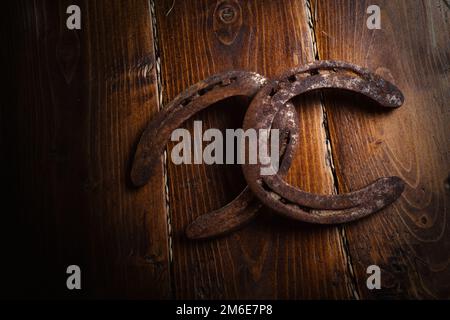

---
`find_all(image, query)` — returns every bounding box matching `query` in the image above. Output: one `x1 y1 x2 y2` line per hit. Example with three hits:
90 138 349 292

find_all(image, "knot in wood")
219 5 237 23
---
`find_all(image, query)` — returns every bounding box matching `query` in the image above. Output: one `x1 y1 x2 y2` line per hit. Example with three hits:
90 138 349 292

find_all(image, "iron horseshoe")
241 60 406 224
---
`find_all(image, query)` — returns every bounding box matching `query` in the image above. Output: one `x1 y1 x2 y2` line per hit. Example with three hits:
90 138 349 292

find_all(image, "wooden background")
2 0 449 299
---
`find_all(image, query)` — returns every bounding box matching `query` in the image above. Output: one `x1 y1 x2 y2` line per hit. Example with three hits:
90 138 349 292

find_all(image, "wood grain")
312 0 450 298
2 0 170 298
3 0 448 300
155 0 353 299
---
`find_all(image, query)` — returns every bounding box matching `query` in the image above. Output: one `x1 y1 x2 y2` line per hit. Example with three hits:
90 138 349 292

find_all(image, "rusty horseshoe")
131 60 406 240
131 71 299 239
241 60 405 224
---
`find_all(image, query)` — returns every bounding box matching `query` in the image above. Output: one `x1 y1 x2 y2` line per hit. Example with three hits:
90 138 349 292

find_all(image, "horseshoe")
132 71 298 239
241 60 405 224
186 102 299 239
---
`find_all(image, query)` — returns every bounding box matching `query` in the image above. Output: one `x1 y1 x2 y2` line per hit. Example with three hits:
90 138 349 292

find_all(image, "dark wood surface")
3 0 170 298
2 0 448 299
312 0 450 299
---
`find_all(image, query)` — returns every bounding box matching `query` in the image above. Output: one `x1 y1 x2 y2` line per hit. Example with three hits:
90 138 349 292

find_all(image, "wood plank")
155 0 353 299
2 0 170 298
312 0 450 298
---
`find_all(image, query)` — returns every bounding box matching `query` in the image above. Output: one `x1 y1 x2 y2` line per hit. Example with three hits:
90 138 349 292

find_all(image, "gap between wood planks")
149 0 175 298
305 0 360 300
148 0 362 299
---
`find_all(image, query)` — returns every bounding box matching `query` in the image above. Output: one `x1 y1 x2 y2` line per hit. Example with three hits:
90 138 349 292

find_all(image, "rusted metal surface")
131 70 267 186
131 60 406 239
242 60 405 224
186 102 299 239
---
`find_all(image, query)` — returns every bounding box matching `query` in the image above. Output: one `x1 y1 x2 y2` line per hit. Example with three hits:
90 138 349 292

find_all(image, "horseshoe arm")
261 176 405 224
131 71 267 187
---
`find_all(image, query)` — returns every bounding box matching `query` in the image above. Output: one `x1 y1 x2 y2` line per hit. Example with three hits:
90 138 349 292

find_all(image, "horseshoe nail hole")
197 88 209 96
287 74 297 83
219 5 237 24
324 68 338 74
198 83 218 96
180 96 193 107
268 88 277 97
